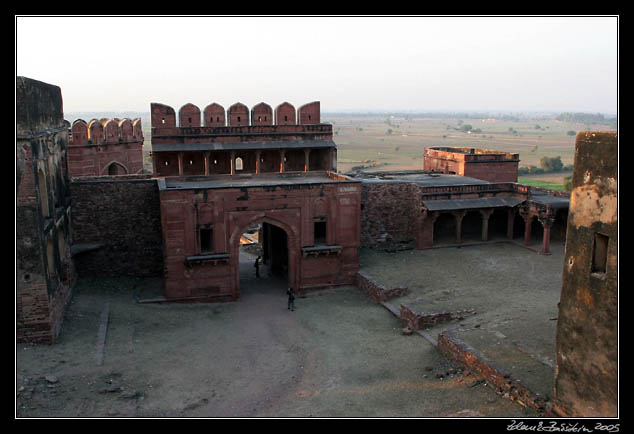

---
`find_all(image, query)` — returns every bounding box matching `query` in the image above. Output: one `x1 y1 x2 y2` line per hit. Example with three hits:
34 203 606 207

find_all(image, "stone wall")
360 182 421 248
69 175 164 277
16 76 75 344
356 270 408 303
553 131 618 417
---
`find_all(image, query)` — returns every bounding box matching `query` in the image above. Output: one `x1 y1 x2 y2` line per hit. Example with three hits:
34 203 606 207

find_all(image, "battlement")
151 101 321 130
69 117 143 146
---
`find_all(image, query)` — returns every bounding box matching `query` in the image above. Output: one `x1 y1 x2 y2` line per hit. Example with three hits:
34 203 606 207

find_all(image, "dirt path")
16 251 539 418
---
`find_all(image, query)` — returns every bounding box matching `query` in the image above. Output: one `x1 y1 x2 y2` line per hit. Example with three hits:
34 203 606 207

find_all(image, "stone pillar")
177 152 184 176
480 209 494 241
454 210 466 245
538 213 554 255
417 209 438 249
507 208 516 240
151 152 158 176
519 208 532 246
203 152 210 176
304 149 310 172
280 150 286 173
255 150 261 174
230 151 235 176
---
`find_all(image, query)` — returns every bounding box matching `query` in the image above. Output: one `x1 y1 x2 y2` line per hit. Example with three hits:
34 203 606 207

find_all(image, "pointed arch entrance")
229 215 299 299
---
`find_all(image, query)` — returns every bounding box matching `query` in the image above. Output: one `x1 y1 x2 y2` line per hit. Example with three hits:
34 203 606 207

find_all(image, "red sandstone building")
423 147 519 183
151 101 360 301
67 117 144 177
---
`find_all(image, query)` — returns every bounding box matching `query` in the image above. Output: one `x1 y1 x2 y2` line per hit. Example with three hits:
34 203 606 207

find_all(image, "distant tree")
387 129 393 135
535 124 541 130
567 130 576 136
540 156 564 172
564 176 573 192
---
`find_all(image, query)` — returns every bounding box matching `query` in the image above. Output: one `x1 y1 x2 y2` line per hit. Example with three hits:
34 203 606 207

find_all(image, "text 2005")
594 423 619 433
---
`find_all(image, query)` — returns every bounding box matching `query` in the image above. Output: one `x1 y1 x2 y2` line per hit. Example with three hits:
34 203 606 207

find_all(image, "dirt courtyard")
15 249 547 418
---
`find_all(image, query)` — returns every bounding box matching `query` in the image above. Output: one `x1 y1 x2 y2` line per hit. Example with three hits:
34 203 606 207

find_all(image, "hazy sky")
15 16 618 115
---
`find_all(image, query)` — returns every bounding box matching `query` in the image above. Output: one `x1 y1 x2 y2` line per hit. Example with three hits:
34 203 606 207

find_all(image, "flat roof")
424 197 525 211
529 191 570 209
151 139 336 153
356 172 492 187
158 171 359 191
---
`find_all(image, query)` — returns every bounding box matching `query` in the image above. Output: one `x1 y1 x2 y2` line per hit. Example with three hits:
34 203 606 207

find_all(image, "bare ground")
16 250 542 418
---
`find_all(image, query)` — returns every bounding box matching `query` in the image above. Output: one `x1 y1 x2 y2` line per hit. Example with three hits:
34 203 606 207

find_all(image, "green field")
326 115 615 177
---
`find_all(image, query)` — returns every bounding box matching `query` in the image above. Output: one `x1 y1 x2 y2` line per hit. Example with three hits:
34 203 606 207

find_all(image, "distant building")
423 147 520 183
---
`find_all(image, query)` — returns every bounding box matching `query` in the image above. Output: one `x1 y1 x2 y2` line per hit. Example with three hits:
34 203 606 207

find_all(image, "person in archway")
254 255 261 278
287 287 295 311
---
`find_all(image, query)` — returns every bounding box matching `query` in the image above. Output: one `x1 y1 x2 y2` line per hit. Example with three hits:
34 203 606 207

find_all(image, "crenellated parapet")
70 117 144 146
151 101 323 129
67 116 145 178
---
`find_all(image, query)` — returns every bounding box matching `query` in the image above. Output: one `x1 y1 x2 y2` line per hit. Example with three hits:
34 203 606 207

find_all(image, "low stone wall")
356 270 408 303
437 330 551 414
400 303 453 330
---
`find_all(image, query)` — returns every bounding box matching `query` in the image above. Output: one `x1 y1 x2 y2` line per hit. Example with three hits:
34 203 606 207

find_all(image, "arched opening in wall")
433 212 457 246
512 212 526 240
489 208 509 240
530 217 544 244
38 168 49 218
107 162 128 176
461 210 482 243
238 222 289 296
552 209 569 243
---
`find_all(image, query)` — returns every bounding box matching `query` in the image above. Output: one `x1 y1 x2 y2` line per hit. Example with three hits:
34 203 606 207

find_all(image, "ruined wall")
16 76 75 344
360 182 422 249
69 176 163 277
553 131 618 417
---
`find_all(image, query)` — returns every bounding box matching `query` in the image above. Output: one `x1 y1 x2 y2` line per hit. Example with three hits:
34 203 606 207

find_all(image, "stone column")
304 149 310 172
507 208 516 240
255 150 261 174
480 209 494 242
230 151 235 176
454 210 466 245
538 212 555 255
418 210 439 249
151 152 158 176
519 208 532 246
203 152 210 176
177 152 184 176
280 150 286 173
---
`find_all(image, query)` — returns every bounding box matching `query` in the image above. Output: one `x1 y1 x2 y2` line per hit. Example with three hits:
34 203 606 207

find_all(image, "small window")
161 118 165 124
237 116 241 122
592 233 609 274
235 157 243 171
314 221 327 245
200 228 213 253
284 115 288 121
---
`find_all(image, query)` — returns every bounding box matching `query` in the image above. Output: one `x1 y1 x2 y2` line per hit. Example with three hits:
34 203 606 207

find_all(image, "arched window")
235 157 244 171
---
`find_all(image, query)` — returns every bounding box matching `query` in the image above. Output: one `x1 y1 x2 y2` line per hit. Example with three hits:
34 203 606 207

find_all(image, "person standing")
287 287 296 311
254 256 261 278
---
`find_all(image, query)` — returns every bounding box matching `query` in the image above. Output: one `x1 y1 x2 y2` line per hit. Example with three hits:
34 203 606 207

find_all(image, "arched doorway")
231 217 297 298
106 161 128 176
